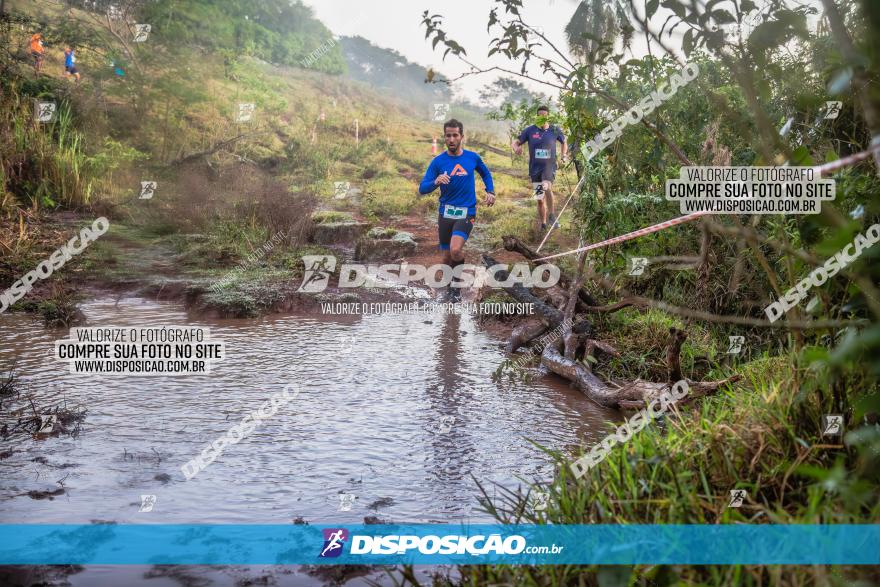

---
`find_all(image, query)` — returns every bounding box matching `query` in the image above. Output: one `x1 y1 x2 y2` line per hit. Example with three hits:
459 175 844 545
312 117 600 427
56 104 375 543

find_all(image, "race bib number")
535 148 551 159
442 205 467 219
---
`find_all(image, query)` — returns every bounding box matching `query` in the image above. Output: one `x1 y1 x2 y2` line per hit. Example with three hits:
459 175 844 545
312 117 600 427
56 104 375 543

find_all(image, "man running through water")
512 105 567 232
419 118 495 301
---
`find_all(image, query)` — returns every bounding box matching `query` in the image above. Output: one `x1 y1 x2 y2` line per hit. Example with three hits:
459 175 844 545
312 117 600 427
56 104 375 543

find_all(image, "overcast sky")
301 0 591 102
301 0 826 103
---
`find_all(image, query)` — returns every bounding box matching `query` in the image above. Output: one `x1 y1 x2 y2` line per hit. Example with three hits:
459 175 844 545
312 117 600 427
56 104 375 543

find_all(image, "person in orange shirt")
29 33 45 73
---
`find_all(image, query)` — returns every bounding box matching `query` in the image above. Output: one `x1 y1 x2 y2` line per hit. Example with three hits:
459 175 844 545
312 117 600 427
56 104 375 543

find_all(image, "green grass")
311 210 355 224
597 308 718 382
481 200 534 244
365 227 397 239
460 353 880 586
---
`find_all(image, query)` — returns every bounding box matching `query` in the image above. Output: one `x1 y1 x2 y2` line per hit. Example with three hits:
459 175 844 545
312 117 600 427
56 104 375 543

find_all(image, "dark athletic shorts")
530 167 556 183
66 66 78 75
438 214 475 250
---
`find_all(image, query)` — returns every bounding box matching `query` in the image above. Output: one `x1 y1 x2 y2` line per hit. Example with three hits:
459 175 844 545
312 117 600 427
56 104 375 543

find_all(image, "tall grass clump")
0 84 93 209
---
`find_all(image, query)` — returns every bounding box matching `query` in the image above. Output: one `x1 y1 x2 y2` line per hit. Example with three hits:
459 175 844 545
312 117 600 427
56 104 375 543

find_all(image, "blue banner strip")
0 524 877 565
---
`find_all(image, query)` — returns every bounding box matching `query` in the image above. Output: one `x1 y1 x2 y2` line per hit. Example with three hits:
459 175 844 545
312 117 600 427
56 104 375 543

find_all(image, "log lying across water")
482 253 740 409
501 236 600 308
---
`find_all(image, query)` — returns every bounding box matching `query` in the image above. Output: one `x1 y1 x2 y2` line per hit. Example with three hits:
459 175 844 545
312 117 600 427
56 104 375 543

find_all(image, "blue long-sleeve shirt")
418 150 495 216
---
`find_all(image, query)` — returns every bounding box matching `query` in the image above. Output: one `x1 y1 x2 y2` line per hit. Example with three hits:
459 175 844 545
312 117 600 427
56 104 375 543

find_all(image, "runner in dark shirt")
512 105 567 233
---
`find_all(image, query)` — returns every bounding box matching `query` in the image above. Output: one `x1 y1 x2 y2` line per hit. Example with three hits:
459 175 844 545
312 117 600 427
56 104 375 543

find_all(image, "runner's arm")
511 128 528 153
418 160 440 195
558 130 568 160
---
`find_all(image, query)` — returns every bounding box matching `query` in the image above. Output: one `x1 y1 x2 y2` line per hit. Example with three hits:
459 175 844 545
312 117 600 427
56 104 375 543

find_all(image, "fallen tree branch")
667 327 687 383
508 321 549 353
483 253 565 325
501 235 599 306
585 268 868 330
541 336 740 409
485 255 739 408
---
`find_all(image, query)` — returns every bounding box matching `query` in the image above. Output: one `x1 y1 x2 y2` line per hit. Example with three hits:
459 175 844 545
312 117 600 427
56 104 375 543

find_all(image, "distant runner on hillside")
512 105 568 232
29 33 45 73
419 118 495 301
64 47 81 83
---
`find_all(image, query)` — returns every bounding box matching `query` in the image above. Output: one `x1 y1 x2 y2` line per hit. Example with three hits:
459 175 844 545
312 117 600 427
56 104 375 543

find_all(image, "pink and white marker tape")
534 141 880 263
533 210 711 262
811 141 880 176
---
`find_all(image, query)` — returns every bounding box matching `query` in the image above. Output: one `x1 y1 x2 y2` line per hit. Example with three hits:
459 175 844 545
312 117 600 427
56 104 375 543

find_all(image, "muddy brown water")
0 295 617 585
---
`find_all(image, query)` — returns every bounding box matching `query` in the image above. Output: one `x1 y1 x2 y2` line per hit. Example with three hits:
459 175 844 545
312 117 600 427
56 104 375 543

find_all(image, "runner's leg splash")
446 234 467 302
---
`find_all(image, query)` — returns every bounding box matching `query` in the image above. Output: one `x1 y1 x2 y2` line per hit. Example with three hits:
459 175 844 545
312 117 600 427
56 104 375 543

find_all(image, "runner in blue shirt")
419 118 495 300
512 105 568 232
64 47 80 83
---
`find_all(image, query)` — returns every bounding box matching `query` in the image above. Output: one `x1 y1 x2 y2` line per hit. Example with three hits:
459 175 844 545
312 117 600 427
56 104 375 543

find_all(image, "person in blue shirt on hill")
419 118 495 300
63 47 81 83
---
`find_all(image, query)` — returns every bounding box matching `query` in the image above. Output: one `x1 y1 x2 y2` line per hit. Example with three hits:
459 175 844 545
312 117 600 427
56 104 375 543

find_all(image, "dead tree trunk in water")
482 254 740 409
501 236 600 307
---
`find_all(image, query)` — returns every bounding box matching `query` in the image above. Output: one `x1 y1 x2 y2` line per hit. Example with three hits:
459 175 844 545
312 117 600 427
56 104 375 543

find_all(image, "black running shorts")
438 214 475 250
529 165 556 183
